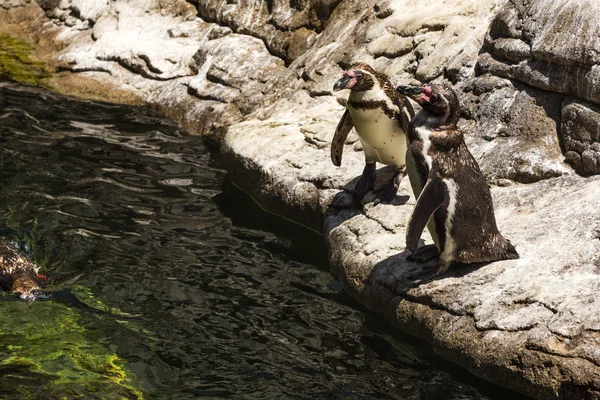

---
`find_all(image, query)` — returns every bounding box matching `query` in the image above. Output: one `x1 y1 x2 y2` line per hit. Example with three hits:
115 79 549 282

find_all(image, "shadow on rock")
366 249 491 301
325 165 410 235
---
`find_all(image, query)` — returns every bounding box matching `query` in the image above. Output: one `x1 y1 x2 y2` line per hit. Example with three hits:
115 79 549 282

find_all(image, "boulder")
190 0 338 63
481 0 600 104
463 76 570 184
562 99 600 175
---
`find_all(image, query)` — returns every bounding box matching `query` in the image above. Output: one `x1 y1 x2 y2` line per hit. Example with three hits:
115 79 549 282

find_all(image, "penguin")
0 240 43 300
332 62 415 205
395 82 519 274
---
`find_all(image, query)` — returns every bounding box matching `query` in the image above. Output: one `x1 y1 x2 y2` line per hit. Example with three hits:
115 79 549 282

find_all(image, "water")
0 82 526 400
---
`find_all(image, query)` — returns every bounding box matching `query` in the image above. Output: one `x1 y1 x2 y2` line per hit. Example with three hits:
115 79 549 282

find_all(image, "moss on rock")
0 34 49 86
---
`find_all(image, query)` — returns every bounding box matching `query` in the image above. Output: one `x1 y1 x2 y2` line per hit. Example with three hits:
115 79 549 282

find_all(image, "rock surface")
479 0 600 176
0 0 286 136
1 0 600 398
562 99 600 175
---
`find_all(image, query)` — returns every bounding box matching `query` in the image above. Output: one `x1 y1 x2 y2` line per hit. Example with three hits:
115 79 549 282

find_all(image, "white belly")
439 178 459 261
349 107 407 168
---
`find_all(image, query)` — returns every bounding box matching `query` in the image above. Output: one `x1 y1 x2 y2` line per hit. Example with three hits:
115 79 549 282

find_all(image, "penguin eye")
430 93 439 101
355 72 363 80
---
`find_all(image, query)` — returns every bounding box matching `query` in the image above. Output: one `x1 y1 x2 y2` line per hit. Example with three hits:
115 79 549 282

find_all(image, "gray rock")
367 34 414 59
0 0 32 9
562 99 600 174
478 53 600 105
465 78 570 184
30 0 284 134
481 0 600 104
326 173 600 400
189 0 341 63
491 38 531 63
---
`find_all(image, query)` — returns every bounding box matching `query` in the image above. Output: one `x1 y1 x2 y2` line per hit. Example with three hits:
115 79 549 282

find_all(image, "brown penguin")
332 63 415 204
0 240 43 300
395 82 519 273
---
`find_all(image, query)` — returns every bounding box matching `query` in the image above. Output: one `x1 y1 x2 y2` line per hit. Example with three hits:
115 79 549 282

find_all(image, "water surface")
0 83 526 399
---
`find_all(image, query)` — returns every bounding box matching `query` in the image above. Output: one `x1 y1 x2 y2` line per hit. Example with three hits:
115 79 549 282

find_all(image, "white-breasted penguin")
332 62 415 205
395 82 519 274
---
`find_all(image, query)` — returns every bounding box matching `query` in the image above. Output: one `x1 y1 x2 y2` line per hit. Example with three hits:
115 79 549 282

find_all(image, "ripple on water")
0 83 526 400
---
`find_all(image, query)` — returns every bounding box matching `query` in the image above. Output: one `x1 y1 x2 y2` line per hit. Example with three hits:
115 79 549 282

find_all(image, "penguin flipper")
400 96 415 132
406 178 444 253
331 109 353 166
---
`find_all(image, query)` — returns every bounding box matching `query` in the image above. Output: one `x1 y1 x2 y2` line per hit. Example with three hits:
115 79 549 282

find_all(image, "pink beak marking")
342 70 358 89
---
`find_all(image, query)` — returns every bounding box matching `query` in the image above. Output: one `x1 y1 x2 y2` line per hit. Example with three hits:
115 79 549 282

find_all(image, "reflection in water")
0 83 524 399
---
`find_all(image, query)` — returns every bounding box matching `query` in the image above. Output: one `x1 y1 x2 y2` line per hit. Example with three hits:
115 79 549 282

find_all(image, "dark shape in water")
0 239 41 299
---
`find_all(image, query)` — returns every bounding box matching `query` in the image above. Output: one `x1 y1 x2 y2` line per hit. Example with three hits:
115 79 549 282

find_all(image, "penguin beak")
396 85 424 97
333 75 353 91
396 85 430 104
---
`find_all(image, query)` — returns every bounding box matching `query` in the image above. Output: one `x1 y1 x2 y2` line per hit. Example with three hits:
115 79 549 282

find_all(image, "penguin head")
396 82 459 121
333 63 376 92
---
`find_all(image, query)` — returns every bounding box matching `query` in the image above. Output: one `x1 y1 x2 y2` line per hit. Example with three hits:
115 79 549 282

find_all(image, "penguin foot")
353 163 376 205
373 169 404 205
407 244 439 263
436 260 451 275
373 182 398 205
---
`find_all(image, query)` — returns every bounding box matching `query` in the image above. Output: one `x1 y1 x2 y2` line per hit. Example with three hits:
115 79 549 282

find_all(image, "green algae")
0 34 49 86
0 299 147 399
0 216 150 398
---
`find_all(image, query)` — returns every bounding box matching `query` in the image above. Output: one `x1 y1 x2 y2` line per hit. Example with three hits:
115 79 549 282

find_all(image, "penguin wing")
331 109 353 166
406 178 445 252
399 97 415 132
384 81 414 132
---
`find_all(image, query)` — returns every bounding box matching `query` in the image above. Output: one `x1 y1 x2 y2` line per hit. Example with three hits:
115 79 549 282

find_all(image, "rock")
491 38 531 63
562 99 600 174
477 0 600 178
190 0 341 63
1 0 284 135
481 0 600 104
478 53 600 106
465 77 571 184
367 34 414 59
364 0 505 82
327 174 600 400
288 28 317 62
0 0 32 9
70 0 107 22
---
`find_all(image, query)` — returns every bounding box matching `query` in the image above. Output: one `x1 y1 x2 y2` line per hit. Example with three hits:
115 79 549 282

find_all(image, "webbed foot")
406 244 439 263
436 260 452 275
353 163 376 205
373 168 404 205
